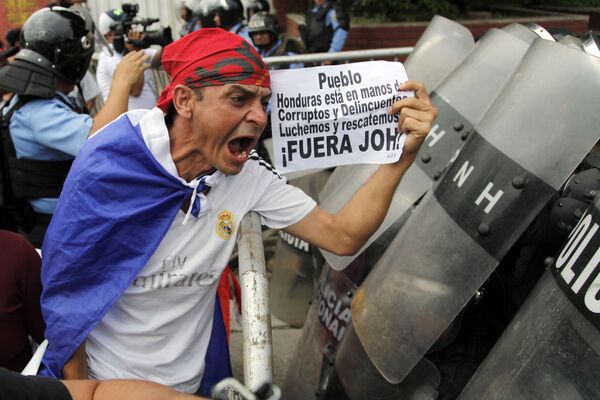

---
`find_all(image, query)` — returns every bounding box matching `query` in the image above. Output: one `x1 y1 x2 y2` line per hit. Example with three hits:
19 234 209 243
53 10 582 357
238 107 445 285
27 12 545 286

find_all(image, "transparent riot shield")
284 24 546 400
329 325 441 400
415 28 535 180
404 15 475 89
351 38 600 385
321 27 535 271
500 23 539 45
281 304 325 400
282 216 408 399
459 191 600 399
269 170 331 327
458 271 600 399
559 35 585 50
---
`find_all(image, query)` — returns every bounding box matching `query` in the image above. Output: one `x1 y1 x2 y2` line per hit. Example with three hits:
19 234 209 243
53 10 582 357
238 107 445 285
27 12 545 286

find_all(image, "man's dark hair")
5 28 21 48
190 86 204 101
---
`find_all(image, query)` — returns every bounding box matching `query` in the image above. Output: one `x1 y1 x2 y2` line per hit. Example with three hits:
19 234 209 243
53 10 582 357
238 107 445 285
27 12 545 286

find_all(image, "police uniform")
7 93 91 214
304 0 350 53
230 22 254 46
258 37 306 69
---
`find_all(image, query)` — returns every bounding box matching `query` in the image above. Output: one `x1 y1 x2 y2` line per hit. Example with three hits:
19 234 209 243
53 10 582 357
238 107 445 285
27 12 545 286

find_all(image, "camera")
111 3 173 54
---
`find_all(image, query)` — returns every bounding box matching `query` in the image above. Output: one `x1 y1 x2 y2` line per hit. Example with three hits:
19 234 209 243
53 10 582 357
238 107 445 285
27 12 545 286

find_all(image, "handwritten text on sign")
271 61 413 173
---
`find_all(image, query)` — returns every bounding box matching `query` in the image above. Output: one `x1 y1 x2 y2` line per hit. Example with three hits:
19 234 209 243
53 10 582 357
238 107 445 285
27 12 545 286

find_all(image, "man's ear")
172 85 194 119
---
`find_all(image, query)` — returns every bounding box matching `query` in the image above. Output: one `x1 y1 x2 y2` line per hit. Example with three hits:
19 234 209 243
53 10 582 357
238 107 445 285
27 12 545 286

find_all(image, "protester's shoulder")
245 150 284 181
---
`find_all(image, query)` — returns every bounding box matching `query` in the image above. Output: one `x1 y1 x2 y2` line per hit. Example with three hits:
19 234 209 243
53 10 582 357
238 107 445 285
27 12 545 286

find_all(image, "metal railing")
237 212 274 391
264 46 414 67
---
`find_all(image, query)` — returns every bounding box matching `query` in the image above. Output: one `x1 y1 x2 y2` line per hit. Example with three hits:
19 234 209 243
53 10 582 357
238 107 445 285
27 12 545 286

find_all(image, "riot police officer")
246 0 270 22
248 12 306 66
302 0 350 56
0 6 147 246
194 0 253 45
247 11 307 162
179 0 203 37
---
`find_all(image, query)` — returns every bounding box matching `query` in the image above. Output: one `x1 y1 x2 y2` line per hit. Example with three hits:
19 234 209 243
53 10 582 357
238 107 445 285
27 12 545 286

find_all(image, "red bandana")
156 28 270 112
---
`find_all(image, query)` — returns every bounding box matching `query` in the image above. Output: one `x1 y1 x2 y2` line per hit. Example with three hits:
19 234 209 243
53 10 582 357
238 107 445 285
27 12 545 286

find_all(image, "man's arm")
129 72 145 97
62 342 87 379
129 46 162 97
64 379 208 400
284 81 436 256
151 47 163 68
90 50 149 134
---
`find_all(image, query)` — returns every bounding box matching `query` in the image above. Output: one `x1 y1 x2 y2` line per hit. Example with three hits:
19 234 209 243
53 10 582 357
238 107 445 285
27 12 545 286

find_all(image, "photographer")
96 7 169 110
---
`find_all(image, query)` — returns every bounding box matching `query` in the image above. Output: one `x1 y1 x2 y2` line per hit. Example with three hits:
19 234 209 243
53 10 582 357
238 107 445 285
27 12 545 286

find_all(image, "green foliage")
350 0 460 22
542 0 600 6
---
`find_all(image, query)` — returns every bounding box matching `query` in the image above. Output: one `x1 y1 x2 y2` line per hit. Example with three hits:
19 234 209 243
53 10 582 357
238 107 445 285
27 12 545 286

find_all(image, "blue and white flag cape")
40 113 231 393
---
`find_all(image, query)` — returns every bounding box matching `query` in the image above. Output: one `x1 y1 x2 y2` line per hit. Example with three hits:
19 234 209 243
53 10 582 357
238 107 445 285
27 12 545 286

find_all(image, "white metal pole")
237 211 273 391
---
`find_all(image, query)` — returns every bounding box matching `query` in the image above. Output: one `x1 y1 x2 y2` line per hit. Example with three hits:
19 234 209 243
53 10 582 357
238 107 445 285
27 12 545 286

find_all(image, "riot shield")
282 214 408 398
404 15 475 89
458 272 600 399
284 24 543 400
269 170 331 327
321 27 535 271
415 28 535 180
281 304 324 399
582 31 600 57
351 38 600 385
500 23 539 45
458 193 600 399
559 35 585 50
329 325 441 400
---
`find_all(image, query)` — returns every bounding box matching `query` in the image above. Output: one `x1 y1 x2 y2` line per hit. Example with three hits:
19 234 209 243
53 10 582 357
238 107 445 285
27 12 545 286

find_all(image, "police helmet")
246 0 270 20
184 0 204 14
201 0 244 30
20 7 95 83
248 12 280 37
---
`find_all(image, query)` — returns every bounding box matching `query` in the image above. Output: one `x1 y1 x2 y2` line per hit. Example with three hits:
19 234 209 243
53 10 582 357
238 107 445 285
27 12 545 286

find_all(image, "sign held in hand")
271 61 413 173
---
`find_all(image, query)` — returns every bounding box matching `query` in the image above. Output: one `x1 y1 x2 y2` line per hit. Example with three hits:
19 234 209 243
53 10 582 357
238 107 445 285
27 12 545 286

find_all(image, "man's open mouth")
227 136 256 160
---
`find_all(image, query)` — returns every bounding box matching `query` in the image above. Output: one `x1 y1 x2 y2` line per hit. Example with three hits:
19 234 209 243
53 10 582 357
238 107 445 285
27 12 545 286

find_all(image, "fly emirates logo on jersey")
132 255 219 290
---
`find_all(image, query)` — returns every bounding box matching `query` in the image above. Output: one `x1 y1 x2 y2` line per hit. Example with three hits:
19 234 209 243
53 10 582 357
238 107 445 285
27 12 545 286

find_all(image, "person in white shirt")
69 71 100 113
40 28 437 397
96 8 163 110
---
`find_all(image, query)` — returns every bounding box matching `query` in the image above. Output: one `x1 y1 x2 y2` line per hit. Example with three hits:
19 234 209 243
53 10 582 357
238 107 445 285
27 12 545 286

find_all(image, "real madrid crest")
216 210 236 240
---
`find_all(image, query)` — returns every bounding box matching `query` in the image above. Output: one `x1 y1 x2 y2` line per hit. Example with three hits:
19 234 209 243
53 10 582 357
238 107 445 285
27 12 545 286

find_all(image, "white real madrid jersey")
86 108 315 393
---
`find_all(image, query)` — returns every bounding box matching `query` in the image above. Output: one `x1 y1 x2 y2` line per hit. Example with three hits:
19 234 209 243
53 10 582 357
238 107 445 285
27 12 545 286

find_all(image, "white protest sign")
270 61 413 173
